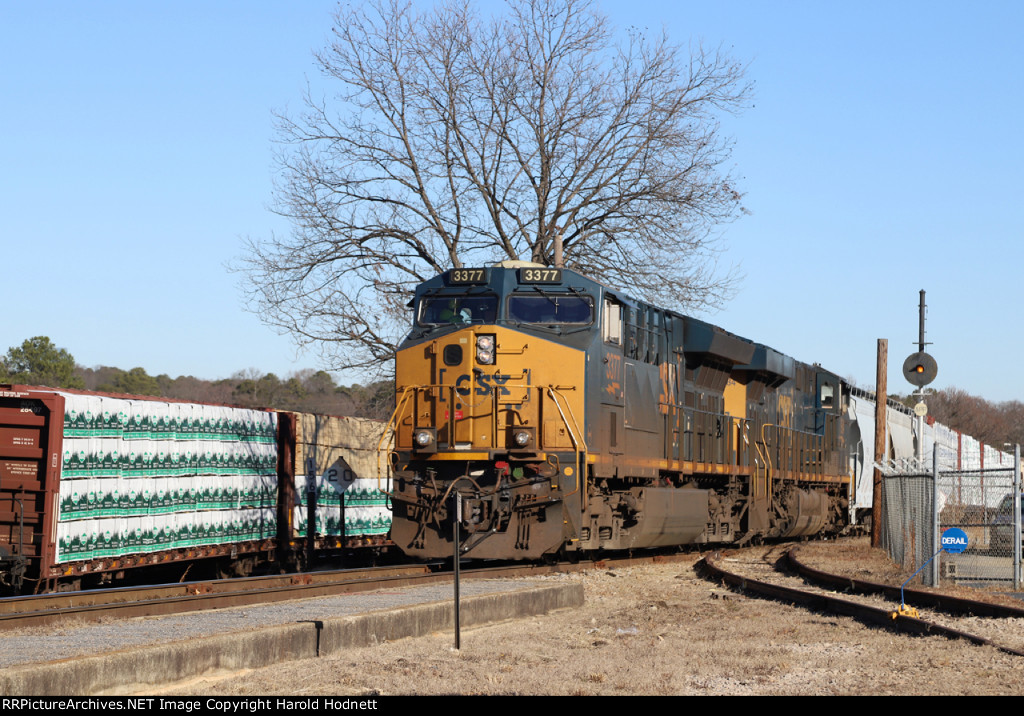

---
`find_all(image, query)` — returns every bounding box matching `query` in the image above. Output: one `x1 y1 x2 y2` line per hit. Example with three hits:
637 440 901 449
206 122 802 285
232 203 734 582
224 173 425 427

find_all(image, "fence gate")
882 445 1021 589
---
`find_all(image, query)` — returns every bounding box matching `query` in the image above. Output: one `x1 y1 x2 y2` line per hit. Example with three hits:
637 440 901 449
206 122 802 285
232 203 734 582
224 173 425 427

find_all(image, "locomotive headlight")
509 426 535 450
413 428 436 453
476 334 496 365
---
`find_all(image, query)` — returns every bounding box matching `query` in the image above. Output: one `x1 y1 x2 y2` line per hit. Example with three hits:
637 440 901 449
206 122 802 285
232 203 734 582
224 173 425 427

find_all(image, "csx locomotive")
382 262 850 560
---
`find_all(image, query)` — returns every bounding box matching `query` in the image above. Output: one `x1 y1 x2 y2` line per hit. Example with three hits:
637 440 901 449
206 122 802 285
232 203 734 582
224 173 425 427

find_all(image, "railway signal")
903 290 938 389
903 350 937 388
903 290 938 469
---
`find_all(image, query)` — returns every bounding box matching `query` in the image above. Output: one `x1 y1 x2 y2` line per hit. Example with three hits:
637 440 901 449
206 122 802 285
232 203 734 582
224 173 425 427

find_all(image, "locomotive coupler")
458 472 516 534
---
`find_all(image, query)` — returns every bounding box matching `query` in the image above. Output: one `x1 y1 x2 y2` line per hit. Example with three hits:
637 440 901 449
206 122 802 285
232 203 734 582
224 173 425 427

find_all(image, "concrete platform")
0 577 583 696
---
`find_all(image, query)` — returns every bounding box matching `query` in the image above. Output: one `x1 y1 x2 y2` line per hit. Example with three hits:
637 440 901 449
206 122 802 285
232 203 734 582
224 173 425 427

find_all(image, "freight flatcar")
381 262 852 560
0 386 389 594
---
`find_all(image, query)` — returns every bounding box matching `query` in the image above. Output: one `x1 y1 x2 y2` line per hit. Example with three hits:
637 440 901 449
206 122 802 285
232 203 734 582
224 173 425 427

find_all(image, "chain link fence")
881 470 933 577
881 445 1021 589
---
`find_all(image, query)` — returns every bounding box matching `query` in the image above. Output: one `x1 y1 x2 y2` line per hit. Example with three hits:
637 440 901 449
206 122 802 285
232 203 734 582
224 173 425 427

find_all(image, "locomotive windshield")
419 294 498 325
508 294 593 324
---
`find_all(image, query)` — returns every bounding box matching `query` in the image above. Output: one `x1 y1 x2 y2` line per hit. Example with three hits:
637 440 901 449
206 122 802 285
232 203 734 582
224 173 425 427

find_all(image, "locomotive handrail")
760 423 777 503
760 423 838 483
665 404 751 468
375 380 587 517
377 386 416 489
738 418 753 469
544 386 588 511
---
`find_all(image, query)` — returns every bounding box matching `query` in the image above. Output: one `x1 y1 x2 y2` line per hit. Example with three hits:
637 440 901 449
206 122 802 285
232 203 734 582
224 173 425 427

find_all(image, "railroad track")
701 546 1024 657
18 537 1016 653
0 564 437 631
0 552 681 632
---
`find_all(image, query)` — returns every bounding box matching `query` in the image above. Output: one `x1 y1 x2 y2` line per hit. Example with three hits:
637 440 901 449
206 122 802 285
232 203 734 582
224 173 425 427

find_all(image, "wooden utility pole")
872 339 887 548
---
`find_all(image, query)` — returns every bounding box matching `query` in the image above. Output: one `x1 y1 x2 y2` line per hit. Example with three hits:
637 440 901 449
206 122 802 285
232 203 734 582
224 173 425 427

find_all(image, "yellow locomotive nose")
393 323 583 457
382 264 596 559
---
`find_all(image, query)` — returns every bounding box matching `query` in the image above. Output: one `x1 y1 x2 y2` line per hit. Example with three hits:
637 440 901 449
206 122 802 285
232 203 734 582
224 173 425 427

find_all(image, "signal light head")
903 352 937 387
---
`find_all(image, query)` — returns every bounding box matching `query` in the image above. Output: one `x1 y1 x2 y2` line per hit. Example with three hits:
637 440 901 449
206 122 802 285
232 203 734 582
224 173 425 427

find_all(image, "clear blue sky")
2 1 1021 402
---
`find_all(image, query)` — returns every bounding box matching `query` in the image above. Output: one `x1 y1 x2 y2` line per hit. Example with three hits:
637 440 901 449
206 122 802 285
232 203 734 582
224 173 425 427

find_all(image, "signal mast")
902 290 938 466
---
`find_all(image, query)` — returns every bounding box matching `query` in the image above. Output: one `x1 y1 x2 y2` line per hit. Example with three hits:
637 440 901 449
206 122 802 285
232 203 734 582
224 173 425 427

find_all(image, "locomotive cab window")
507 294 593 324
603 299 622 345
419 295 498 325
820 382 834 409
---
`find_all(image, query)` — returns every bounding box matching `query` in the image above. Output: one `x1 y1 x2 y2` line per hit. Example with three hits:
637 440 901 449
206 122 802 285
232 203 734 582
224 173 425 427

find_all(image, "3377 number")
520 268 562 283
450 269 486 283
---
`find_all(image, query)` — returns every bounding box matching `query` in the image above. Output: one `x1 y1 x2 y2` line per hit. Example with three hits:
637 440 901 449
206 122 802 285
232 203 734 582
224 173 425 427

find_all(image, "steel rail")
0 564 434 631
0 552 691 632
0 564 432 616
700 550 1024 658
787 545 1024 619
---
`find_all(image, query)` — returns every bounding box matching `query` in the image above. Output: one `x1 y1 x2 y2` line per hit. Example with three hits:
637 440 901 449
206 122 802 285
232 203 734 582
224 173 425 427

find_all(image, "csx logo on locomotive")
453 372 518 397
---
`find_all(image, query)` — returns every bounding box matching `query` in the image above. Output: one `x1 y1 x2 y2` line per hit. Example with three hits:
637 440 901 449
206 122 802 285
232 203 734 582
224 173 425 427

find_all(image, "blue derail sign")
941 527 969 554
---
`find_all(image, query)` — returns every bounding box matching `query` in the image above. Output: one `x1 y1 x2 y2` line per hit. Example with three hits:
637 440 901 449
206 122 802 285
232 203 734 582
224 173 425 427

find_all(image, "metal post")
918 290 927 353
929 442 939 587
914 292 928 470
916 392 925 468
1015 445 1021 590
453 493 461 650
340 489 346 560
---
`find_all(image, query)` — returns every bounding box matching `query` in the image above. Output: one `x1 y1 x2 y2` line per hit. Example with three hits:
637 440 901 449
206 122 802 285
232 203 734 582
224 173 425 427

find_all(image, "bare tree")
240 0 751 376
924 386 1018 451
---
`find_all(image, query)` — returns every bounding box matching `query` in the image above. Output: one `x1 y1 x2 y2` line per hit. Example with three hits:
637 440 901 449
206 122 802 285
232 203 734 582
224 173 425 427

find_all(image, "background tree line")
5 336 1022 447
0 336 391 420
